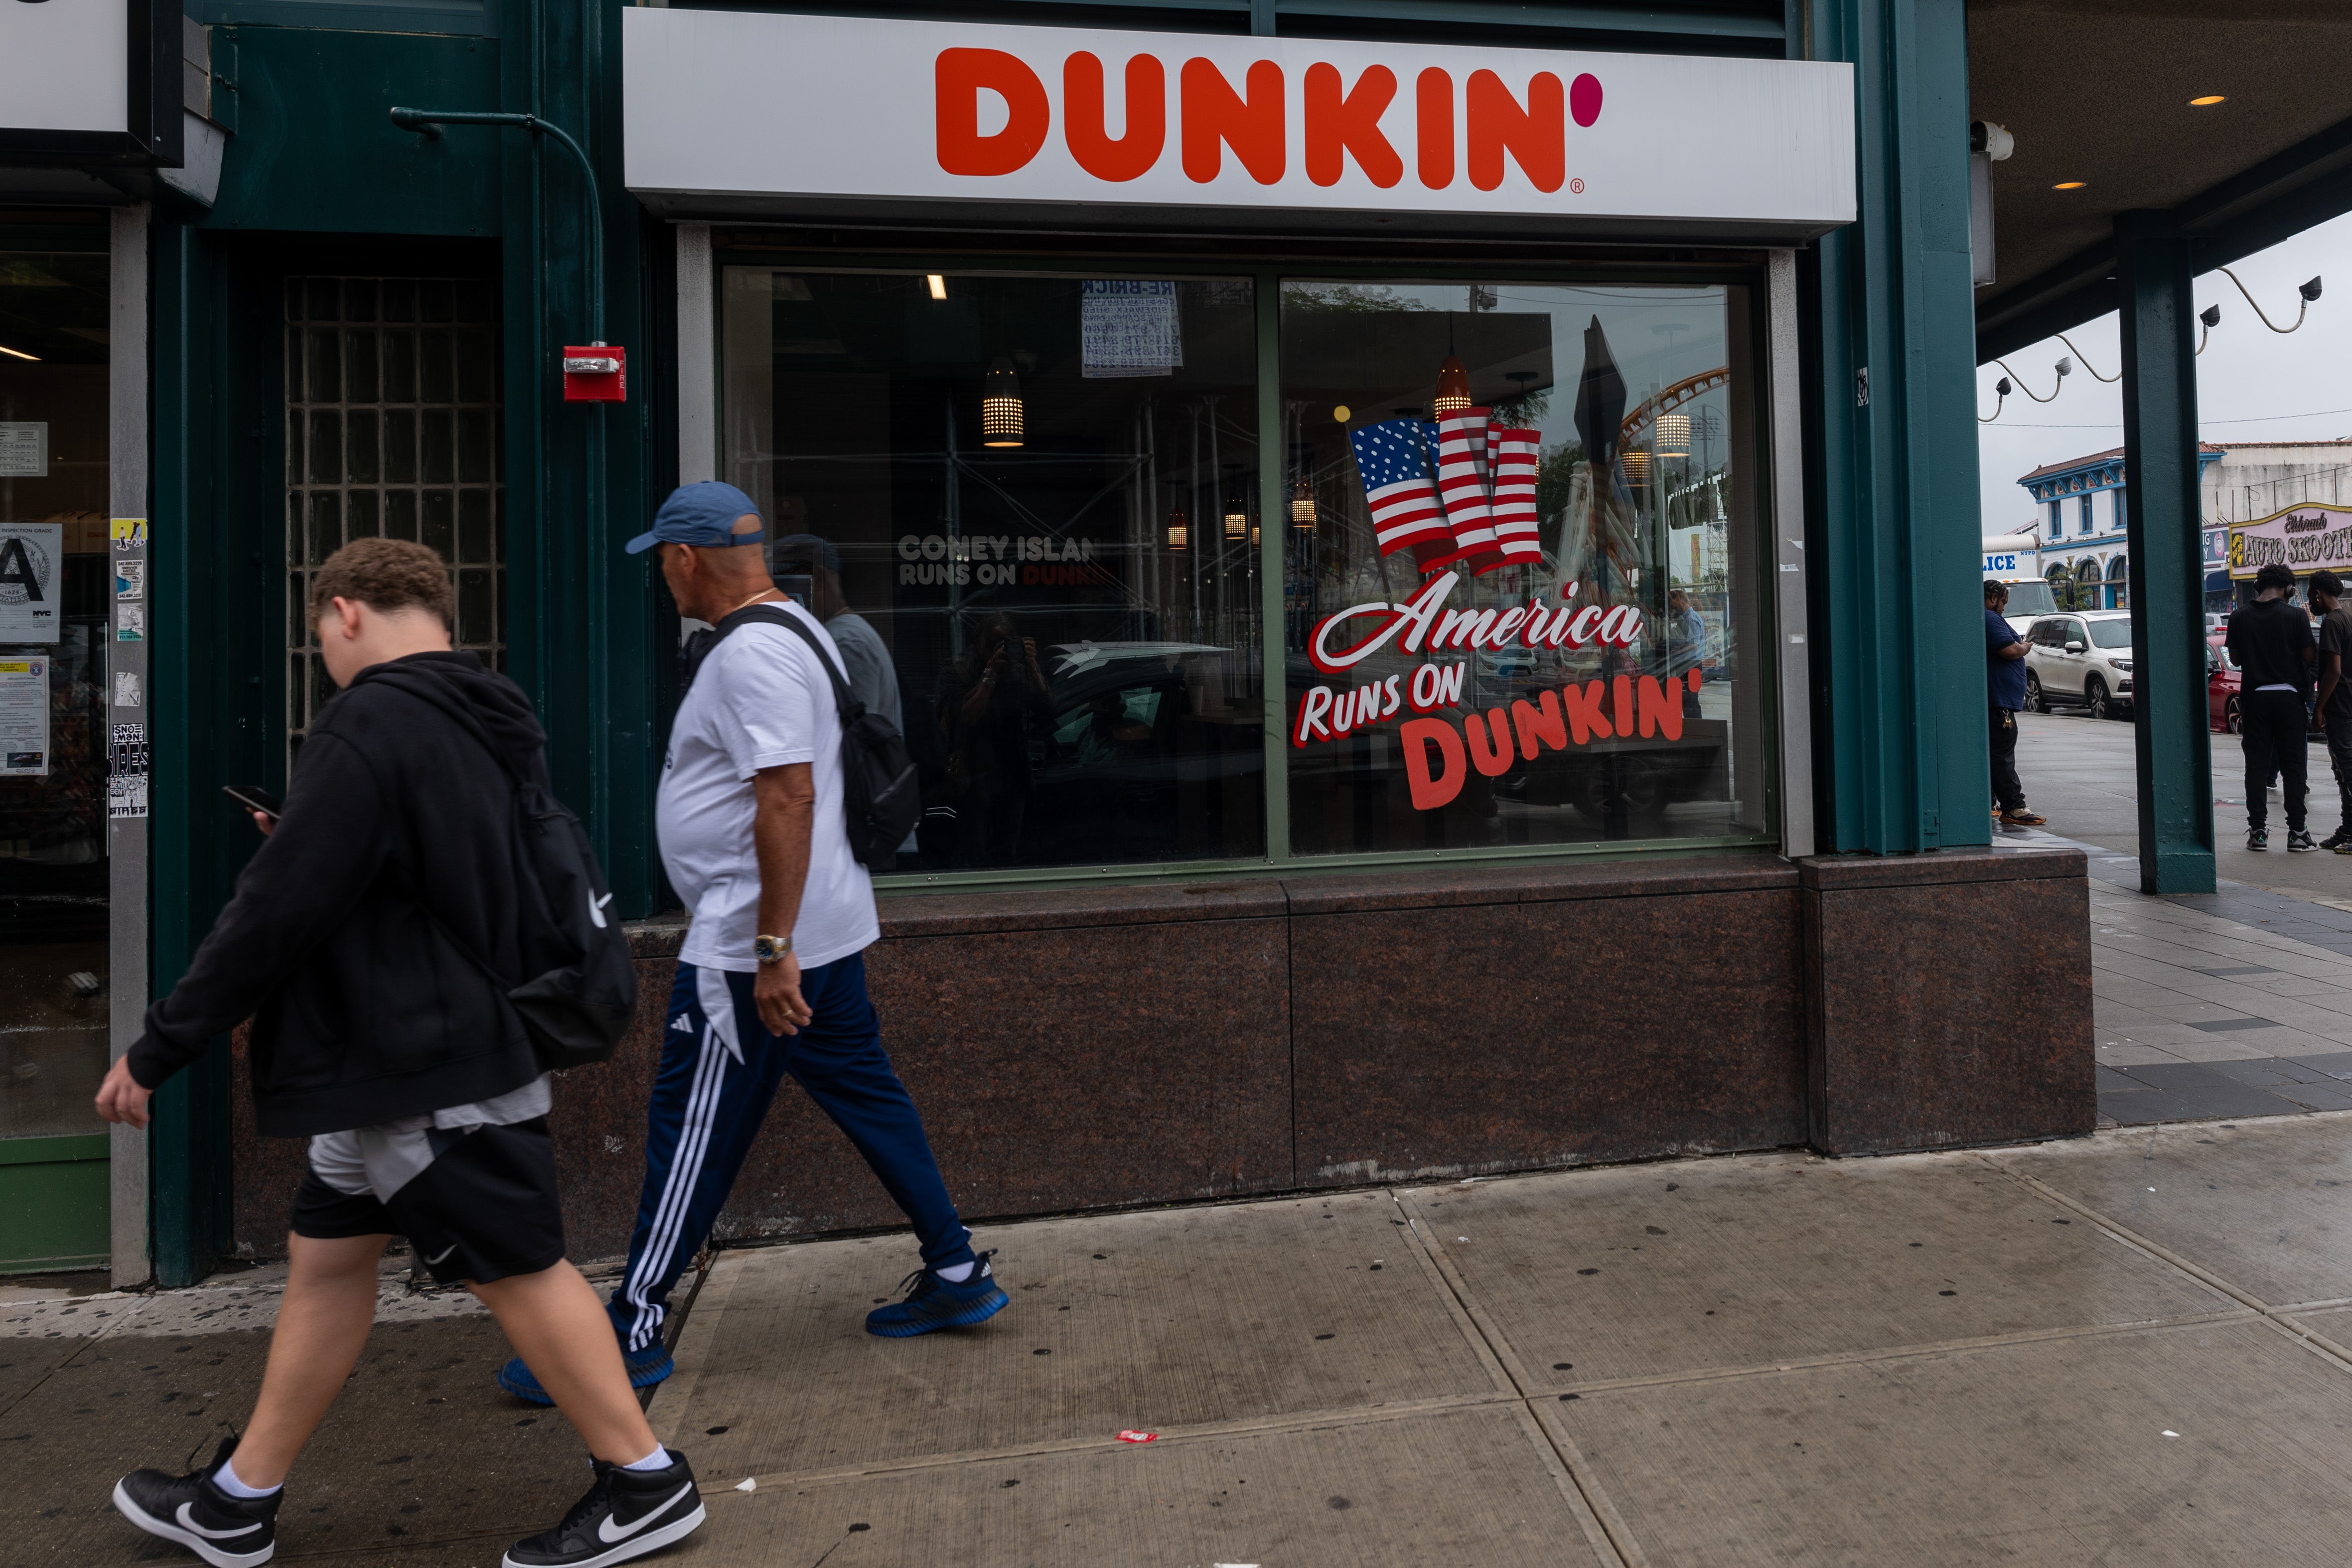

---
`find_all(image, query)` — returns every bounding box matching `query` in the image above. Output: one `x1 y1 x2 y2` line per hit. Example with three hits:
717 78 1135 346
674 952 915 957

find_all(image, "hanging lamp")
981 357 1024 447
1290 474 1316 527
1433 354 1473 415
1166 501 1188 552
1224 486 1248 539
1656 411 1690 457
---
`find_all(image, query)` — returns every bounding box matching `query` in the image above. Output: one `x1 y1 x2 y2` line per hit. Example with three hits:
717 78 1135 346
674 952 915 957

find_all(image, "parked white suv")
2023 610 2135 720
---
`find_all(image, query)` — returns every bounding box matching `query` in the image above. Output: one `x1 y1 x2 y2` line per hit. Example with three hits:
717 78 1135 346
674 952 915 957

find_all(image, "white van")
1984 535 2055 635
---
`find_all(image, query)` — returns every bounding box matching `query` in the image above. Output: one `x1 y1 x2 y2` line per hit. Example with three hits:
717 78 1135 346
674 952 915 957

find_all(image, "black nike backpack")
684 603 923 871
423 713 640 1073
498 768 640 1070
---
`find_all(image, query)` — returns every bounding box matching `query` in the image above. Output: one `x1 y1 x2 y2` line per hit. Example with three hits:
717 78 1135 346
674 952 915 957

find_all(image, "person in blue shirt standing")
1986 581 2045 827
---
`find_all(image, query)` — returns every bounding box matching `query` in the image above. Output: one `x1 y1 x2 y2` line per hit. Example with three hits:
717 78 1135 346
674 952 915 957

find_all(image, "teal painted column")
501 0 660 917
2116 212 2216 894
146 220 235 1286
1805 0 1986 854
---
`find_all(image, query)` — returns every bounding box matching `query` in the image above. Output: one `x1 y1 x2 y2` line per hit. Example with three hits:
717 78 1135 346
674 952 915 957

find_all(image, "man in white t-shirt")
495 483 1006 1408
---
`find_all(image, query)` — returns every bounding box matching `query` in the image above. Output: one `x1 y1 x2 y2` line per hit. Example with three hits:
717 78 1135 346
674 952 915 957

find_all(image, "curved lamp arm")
389 108 603 345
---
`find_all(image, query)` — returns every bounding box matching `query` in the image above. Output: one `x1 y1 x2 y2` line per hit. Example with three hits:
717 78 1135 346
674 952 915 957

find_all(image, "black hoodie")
129 651 550 1137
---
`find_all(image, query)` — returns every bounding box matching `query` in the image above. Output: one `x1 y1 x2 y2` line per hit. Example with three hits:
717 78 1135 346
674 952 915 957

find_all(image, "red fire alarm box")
562 344 626 403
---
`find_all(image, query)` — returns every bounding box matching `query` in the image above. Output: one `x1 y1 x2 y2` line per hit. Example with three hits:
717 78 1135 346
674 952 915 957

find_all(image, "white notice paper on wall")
0 423 45 478
0 658 48 778
1081 282 1180 379
0 523 62 643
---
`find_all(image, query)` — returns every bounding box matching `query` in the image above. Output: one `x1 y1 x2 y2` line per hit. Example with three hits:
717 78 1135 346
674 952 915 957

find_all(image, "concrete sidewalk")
23 1110 2352 1567
1993 826 2352 1125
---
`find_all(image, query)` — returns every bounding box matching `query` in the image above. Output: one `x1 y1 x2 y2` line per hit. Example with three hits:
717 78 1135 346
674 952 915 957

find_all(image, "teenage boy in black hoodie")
94 539 704 1568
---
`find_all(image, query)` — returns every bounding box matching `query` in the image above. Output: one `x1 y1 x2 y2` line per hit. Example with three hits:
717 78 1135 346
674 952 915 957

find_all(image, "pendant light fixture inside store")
982 357 1024 447
1224 484 1248 539
1434 355 1472 415
1656 412 1690 457
1622 449 1652 482
1166 500 1188 552
1290 474 1316 527
1434 311 1473 415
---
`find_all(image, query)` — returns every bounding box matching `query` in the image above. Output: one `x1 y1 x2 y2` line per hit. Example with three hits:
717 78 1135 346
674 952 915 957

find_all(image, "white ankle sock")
213 1456 282 1500
619 1446 671 1473
934 1260 976 1283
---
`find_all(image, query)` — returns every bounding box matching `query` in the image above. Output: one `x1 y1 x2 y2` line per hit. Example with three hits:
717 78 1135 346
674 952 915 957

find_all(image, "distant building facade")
2012 439 2352 611
2015 444 2224 610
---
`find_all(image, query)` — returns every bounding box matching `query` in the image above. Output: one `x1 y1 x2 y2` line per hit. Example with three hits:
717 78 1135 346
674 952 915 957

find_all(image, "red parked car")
2207 634 2241 733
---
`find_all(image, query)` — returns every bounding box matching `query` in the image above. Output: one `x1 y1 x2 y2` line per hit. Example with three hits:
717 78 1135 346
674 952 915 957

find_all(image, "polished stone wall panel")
1803 850 2094 1154
1290 881 1808 1183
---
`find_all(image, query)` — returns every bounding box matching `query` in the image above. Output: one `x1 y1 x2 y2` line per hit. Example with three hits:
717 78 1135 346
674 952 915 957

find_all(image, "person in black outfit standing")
2309 570 2352 852
2226 562 2318 852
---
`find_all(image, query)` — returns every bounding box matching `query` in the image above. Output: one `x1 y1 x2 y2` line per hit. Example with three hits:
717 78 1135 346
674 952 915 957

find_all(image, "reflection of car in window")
1013 643 1264 866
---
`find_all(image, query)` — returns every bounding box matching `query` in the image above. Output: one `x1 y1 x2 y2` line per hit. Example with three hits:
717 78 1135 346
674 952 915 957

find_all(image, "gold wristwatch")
754 934 792 967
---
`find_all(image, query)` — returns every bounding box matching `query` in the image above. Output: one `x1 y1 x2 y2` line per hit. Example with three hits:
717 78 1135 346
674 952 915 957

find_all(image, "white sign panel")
0 424 47 478
0 0 128 137
0 524 62 645
622 11 1855 230
0 659 47 778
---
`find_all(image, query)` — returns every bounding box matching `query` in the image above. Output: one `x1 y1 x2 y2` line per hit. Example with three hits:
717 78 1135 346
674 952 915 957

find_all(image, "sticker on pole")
1115 1430 1158 1444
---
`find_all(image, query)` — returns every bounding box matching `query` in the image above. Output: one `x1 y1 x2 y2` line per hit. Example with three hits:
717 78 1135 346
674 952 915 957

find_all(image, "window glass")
0 240 111 1149
1279 281 1765 851
2087 617 2131 649
286 276 504 761
720 270 1262 871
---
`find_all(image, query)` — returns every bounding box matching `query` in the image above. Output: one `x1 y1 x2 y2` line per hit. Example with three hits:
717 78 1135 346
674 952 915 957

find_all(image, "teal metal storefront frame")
134 0 1988 1283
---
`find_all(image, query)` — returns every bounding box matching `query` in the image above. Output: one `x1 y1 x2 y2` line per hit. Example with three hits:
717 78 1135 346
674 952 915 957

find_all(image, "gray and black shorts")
292 1117 566 1286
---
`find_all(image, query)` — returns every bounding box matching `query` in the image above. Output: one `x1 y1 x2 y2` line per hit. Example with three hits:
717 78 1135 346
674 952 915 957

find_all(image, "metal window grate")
285 276 504 755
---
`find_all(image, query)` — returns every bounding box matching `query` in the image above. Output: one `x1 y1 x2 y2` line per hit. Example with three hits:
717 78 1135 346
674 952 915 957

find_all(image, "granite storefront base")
228 849 2094 1264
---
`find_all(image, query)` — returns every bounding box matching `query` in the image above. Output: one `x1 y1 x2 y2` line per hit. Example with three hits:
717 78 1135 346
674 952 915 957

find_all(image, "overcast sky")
1974 207 2352 536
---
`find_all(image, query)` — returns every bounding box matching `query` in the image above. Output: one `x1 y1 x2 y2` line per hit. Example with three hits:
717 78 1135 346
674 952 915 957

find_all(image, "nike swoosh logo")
597 1480 692 1544
424 1244 457 1266
176 1503 264 1540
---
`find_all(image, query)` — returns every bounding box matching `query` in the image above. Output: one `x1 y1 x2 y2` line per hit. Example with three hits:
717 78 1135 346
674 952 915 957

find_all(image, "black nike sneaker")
504 1449 706 1568
113 1436 281 1567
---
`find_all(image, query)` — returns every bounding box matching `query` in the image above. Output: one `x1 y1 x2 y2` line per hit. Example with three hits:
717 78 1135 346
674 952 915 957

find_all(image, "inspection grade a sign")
621 11 1855 230
2227 502 2352 581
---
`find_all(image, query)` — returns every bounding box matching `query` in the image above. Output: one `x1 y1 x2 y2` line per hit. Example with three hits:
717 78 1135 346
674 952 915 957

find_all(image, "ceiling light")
1290 475 1316 527
926 275 947 300
1166 502 1188 552
2053 181 2086 190
2189 95 2225 107
0 343 37 362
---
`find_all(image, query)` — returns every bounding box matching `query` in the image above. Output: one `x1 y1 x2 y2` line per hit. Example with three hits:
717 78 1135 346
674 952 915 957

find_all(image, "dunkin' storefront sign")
622 12 1855 229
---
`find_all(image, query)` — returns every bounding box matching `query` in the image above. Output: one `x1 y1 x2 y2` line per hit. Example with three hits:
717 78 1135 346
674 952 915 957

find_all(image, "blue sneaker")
498 1339 674 1407
865 1250 1009 1338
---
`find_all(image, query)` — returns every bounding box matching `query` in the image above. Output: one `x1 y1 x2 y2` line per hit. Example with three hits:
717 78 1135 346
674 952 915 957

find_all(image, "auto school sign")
622 11 1855 230
2227 502 2352 582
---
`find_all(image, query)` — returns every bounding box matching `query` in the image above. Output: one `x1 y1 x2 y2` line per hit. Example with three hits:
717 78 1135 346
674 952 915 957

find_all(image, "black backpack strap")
697 603 865 726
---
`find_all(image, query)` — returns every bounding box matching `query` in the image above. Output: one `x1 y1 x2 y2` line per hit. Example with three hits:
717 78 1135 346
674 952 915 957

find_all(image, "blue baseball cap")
624 481 766 554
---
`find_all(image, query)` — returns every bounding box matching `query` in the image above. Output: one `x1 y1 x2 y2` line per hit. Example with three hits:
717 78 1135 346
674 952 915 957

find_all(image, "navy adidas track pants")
605 953 975 1353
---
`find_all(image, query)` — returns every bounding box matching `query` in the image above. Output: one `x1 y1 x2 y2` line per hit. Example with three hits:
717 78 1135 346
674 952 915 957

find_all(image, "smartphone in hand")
221 784 283 821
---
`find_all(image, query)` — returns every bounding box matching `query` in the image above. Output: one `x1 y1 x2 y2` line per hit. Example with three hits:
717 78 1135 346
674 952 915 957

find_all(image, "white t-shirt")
657 604 880 973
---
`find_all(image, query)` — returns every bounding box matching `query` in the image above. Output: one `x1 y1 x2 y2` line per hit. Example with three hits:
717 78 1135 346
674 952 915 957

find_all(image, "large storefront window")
1282 281 1766 852
0 225 112 1271
715 260 1774 880
721 269 1263 870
